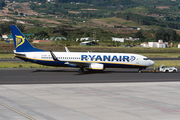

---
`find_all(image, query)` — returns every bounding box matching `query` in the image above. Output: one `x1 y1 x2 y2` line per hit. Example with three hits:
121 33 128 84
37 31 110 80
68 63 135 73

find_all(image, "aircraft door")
33 54 38 62
136 57 139 64
33 54 37 59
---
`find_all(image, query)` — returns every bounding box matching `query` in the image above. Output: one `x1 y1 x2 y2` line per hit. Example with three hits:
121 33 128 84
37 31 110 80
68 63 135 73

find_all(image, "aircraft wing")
50 51 104 71
65 61 91 67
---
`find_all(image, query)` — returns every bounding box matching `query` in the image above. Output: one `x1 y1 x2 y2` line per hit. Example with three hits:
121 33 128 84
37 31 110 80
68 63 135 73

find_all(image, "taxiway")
0 68 180 120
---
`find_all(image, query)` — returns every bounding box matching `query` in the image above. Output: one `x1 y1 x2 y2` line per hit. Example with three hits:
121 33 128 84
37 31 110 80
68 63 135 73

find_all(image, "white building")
112 37 139 42
178 44 180 48
76 37 93 41
126 37 139 41
80 41 97 46
141 40 168 48
111 37 125 42
157 40 168 48
157 42 166 48
140 42 149 47
148 42 157 48
32 40 51 43
2 34 8 40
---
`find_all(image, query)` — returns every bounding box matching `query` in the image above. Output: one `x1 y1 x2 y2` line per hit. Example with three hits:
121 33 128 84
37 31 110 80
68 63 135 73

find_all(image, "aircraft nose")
149 60 155 66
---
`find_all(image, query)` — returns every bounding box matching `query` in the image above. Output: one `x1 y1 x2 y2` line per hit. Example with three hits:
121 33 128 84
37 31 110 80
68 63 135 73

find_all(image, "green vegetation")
0 22 25 35
0 1 5 10
141 53 180 58
1 0 180 43
1 0 180 53
97 17 140 27
0 62 53 68
116 12 180 30
154 60 180 67
0 54 15 59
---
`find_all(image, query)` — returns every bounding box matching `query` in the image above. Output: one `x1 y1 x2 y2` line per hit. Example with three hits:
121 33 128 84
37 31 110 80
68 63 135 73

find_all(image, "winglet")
65 47 70 52
50 51 59 61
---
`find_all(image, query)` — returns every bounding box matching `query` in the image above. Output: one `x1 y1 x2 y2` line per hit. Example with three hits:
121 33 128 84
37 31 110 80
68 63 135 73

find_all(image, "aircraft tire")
78 68 84 74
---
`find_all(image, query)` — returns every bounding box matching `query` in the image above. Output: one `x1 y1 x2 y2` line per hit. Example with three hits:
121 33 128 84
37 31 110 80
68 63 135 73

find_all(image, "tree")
0 1 5 10
17 24 25 32
58 26 67 36
15 11 18 15
155 28 178 42
37 31 49 39
135 31 145 39
0 22 16 35
20 12 24 16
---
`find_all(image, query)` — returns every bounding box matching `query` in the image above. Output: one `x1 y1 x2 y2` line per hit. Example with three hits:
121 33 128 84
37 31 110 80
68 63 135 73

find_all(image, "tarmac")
0 68 179 84
0 68 180 120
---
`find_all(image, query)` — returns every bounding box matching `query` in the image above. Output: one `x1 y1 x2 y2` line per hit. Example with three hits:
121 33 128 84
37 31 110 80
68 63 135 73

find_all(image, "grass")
0 54 15 59
0 62 54 68
96 17 140 27
94 17 163 31
123 6 149 13
153 60 180 67
95 17 158 30
141 53 180 58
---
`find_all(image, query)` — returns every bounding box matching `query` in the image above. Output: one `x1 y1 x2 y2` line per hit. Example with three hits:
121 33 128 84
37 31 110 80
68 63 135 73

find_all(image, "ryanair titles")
81 55 136 62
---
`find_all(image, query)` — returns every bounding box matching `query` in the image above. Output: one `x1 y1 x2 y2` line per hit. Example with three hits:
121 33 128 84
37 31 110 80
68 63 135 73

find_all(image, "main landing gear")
78 67 84 74
138 68 143 73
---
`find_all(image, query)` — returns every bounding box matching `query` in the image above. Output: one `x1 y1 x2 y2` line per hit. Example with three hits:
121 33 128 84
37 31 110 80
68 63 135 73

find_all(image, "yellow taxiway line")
0 102 35 120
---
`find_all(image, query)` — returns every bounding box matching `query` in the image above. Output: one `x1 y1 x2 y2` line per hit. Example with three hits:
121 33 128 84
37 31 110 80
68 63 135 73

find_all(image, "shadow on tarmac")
31 68 179 75
31 69 159 75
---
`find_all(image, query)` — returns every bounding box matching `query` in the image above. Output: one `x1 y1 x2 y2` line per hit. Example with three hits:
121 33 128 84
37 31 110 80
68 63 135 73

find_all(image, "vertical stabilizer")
65 47 70 52
10 25 45 52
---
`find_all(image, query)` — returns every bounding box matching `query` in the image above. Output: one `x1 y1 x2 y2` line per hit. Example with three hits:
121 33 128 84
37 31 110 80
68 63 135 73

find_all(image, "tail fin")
10 25 45 52
65 47 70 52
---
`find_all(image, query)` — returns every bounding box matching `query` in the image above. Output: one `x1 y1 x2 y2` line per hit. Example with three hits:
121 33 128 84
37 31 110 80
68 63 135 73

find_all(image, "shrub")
19 64 23 68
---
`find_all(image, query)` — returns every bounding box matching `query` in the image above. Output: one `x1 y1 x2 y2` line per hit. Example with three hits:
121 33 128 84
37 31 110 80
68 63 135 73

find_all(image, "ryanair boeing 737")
11 25 155 73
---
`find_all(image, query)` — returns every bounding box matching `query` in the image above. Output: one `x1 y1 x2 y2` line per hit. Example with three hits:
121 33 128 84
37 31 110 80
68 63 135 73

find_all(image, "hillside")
0 0 180 43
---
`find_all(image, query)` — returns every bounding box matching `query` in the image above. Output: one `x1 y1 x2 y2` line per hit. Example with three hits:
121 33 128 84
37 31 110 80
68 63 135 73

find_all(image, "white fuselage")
15 51 155 69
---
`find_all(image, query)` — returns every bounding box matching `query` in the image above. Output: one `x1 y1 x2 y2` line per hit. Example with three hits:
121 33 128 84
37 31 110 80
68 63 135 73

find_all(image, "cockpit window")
143 58 149 60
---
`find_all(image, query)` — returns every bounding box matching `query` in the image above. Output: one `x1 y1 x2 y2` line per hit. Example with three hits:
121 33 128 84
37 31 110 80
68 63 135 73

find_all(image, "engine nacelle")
88 63 104 71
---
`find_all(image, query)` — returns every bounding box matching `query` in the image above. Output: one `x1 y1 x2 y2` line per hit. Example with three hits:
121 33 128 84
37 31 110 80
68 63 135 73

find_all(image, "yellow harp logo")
15 35 25 48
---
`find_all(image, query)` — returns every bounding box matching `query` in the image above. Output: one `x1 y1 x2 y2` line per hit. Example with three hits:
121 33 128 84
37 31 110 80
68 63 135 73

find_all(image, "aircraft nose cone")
150 60 155 66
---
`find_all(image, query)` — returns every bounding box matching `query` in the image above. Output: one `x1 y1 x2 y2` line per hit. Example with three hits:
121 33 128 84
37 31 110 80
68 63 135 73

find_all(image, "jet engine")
88 63 104 71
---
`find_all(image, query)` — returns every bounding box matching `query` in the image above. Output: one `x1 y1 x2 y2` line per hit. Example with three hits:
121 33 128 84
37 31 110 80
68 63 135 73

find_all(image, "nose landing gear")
138 68 146 73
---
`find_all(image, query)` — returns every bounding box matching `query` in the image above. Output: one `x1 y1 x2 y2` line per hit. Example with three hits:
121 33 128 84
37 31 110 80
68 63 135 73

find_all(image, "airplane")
10 25 155 73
